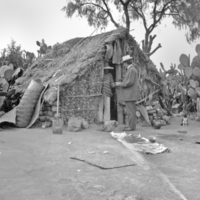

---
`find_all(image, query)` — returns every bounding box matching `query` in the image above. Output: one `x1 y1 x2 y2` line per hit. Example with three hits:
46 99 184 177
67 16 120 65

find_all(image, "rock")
42 110 48 115
42 104 48 111
153 120 162 129
52 101 57 106
161 109 168 115
52 106 61 112
146 105 153 110
52 106 57 112
49 117 54 122
68 116 82 132
47 106 52 111
98 120 118 132
147 109 156 115
160 120 167 126
39 116 46 122
81 118 89 129
45 116 50 120
47 111 53 117
189 115 195 120
162 115 170 124
42 121 52 128
195 116 200 121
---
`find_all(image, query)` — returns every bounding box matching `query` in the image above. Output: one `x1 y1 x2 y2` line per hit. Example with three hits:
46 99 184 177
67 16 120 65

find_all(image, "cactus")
179 54 190 67
185 66 193 78
193 67 200 77
188 88 197 99
159 44 200 112
160 62 166 72
195 44 200 56
190 79 199 88
191 55 200 68
178 63 185 71
173 75 182 82
196 87 200 96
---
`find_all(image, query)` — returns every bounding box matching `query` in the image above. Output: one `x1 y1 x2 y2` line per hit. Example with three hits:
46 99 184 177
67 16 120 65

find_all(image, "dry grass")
16 27 161 104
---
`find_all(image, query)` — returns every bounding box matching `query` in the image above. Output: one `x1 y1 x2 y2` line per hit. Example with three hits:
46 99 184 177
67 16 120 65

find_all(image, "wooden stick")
57 84 59 115
64 108 99 111
144 77 160 86
66 94 102 98
44 59 53 61
136 89 160 105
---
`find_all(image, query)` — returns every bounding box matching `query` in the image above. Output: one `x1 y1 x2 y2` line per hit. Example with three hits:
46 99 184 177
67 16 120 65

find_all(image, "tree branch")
148 0 173 33
82 2 107 13
149 43 162 57
119 0 131 30
148 34 157 52
129 3 148 31
81 1 119 28
102 0 119 28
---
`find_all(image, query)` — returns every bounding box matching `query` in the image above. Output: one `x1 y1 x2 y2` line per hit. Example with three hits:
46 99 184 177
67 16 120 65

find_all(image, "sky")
0 0 199 70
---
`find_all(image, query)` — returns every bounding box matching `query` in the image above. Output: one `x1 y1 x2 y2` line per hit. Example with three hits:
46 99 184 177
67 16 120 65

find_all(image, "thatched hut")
16 27 161 124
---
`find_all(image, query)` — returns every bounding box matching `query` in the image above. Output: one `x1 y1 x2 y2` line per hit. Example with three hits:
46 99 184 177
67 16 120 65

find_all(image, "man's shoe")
123 127 135 131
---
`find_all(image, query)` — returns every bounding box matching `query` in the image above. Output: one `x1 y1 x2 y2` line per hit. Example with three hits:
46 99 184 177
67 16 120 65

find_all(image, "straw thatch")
17 27 160 99
16 27 161 123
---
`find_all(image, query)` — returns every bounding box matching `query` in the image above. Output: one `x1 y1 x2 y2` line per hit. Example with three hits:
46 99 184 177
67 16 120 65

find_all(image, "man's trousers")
125 101 136 130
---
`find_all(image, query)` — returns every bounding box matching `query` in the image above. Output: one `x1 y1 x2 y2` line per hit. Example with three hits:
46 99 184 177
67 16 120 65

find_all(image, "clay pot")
149 136 156 143
153 121 162 129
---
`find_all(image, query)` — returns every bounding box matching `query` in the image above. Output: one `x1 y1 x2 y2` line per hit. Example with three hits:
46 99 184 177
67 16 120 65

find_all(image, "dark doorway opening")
108 62 118 121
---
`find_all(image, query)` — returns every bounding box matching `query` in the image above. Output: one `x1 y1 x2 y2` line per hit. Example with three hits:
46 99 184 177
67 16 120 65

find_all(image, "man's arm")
121 69 135 88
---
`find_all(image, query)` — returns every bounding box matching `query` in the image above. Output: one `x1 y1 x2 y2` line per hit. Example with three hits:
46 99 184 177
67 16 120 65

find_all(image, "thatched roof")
16 27 160 103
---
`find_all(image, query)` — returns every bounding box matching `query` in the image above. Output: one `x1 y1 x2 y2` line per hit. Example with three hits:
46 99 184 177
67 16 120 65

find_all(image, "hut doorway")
108 62 118 121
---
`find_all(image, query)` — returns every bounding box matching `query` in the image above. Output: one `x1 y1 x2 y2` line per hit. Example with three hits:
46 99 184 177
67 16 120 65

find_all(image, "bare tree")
62 0 200 57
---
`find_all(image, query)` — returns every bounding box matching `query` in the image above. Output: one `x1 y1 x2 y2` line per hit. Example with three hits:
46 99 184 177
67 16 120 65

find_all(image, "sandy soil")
0 117 200 200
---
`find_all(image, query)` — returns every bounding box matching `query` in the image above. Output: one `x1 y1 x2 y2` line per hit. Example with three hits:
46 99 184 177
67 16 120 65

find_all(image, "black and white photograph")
0 0 200 199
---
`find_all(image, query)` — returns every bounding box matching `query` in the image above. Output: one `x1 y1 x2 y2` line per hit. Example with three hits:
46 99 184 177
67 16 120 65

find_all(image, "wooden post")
115 64 124 124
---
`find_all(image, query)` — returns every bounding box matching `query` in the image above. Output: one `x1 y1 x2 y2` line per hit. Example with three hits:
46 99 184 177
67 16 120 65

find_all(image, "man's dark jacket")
119 64 139 101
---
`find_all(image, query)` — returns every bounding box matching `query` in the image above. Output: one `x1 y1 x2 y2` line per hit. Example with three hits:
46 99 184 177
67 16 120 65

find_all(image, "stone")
47 111 53 117
81 118 89 129
68 116 82 132
52 106 61 112
52 101 57 106
39 116 46 122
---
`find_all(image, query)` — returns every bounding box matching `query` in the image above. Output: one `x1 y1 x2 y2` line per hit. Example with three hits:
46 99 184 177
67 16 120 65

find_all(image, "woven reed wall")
60 61 103 124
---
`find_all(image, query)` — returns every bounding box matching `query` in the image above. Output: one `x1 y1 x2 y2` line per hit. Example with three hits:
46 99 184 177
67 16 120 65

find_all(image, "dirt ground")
0 117 200 200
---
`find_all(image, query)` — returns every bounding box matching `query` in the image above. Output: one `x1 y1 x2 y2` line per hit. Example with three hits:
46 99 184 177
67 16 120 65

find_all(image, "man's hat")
121 55 133 63
104 66 114 70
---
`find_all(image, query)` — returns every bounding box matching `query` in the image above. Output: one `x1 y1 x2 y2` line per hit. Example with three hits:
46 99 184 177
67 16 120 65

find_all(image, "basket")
16 80 45 127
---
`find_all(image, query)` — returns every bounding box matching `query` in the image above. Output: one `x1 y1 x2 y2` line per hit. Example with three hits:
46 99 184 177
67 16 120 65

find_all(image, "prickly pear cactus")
178 63 185 71
179 54 190 67
188 88 197 99
185 66 193 78
191 55 200 68
195 44 200 57
191 44 200 69
193 67 200 77
160 45 200 102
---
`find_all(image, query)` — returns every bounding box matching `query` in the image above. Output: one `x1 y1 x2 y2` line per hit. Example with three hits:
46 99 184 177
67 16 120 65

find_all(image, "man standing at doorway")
99 65 115 123
115 55 139 131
